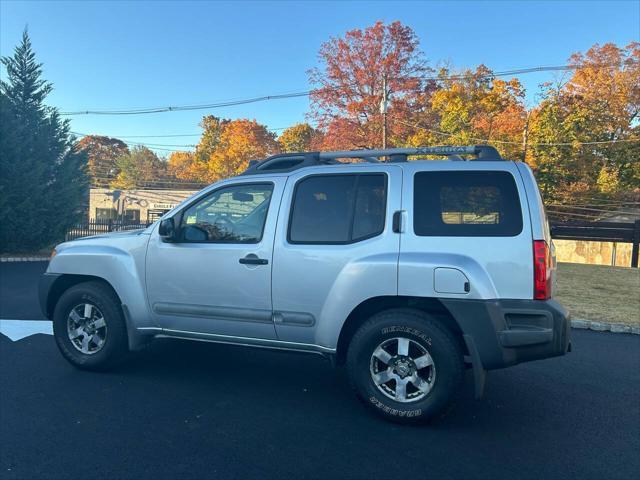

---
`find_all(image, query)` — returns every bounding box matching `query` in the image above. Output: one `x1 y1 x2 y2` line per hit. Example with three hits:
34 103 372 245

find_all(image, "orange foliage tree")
527 42 640 200
308 21 431 150
75 135 129 187
207 119 279 180
278 123 322 152
168 117 278 183
167 151 198 181
410 65 527 159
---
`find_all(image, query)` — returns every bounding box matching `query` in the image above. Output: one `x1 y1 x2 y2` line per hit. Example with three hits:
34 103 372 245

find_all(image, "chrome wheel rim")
369 336 436 403
67 303 107 355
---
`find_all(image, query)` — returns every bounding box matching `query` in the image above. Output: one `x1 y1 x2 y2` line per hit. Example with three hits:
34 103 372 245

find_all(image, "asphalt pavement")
1 261 639 479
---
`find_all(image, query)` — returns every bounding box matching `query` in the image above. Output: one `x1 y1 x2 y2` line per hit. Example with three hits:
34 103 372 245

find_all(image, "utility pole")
380 73 388 150
522 111 531 163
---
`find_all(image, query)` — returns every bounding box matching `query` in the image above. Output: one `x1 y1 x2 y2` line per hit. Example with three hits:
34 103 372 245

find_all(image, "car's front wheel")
347 308 464 424
53 281 128 370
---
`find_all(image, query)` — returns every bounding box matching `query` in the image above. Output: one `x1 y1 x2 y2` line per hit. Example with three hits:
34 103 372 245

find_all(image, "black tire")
346 308 464 424
52 281 129 371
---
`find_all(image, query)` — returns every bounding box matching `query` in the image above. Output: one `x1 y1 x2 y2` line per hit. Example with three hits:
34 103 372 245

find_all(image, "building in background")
89 188 198 223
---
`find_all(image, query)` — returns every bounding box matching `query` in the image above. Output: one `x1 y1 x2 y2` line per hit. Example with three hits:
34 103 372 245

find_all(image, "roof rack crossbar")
242 145 503 175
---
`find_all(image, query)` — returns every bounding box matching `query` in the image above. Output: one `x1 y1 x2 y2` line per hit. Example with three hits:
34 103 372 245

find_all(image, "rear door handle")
392 210 404 233
239 254 268 265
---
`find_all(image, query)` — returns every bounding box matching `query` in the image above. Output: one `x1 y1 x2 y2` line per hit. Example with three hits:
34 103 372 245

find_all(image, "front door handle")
239 254 268 265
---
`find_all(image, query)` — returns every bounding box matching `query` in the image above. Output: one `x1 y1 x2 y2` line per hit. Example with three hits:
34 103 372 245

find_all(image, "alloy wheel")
66 303 108 355
369 336 436 403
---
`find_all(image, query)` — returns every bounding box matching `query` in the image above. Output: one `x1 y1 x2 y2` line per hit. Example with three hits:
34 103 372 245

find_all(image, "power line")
72 132 195 151
124 146 191 152
61 92 310 116
395 119 640 147
417 63 616 81
128 142 196 148
524 138 640 146
76 136 195 147
71 126 289 138
92 133 202 138
60 63 632 116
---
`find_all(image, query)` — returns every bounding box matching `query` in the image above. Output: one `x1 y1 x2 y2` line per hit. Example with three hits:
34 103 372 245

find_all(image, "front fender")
47 236 154 331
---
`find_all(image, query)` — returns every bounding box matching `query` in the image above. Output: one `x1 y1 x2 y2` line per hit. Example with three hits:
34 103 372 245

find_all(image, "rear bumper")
441 298 571 371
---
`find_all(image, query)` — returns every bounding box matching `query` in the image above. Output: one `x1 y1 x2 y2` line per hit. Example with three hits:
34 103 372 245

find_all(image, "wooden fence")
550 220 640 268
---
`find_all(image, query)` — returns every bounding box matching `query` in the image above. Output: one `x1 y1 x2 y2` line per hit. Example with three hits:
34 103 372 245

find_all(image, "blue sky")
1 0 639 155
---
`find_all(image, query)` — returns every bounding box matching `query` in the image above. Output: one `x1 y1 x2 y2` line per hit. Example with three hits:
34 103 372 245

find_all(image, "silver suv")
40 146 571 423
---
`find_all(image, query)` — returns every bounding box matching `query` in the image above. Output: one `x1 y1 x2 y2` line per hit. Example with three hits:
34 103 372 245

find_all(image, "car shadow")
111 337 565 431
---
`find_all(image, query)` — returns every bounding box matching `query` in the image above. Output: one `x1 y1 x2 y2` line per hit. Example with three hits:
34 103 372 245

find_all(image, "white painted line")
0 319 53 341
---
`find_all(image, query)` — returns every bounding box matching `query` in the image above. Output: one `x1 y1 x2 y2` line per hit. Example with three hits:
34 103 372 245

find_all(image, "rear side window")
413 171 523 237
288 174 387 244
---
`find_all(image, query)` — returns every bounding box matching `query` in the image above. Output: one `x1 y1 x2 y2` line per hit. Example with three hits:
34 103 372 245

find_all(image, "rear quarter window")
413 171 523 237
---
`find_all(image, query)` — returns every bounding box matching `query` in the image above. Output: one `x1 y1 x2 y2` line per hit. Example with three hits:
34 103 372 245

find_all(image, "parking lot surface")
1 262 639 479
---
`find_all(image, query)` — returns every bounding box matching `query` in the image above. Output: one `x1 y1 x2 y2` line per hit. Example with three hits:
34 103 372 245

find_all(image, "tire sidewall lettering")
380 325 432 346
369 396 422 418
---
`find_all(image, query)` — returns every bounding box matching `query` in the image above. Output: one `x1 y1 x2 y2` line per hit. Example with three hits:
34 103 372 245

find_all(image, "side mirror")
158 217 176 241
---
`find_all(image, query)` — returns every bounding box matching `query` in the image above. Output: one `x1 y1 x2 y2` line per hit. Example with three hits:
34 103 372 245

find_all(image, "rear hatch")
399 161 535 300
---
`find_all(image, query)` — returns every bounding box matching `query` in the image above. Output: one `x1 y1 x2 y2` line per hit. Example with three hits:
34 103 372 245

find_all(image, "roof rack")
242 145 503 175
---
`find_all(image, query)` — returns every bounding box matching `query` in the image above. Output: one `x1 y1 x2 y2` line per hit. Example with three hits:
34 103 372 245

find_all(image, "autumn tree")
195 115 228 162
167 151 197 180
278 123 322 152
0 30 87 252
111 146 166 189
76 135 129 187
309 21 431 150
166 117 277 183
527 42 640 201
415 65 527 159
207 119 279 181
165 116 227 182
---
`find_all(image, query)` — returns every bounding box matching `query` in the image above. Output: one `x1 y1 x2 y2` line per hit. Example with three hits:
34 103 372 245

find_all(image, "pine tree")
0 29 88 253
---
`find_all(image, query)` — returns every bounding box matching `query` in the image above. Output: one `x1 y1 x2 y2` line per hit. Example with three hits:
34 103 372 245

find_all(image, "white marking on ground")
0 319 52 341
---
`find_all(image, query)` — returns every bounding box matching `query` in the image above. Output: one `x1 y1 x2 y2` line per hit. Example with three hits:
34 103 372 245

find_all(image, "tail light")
533 240 552 300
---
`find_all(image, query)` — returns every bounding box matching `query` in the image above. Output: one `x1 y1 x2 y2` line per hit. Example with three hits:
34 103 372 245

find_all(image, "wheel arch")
335 296 466 365
44 274 149 351
45 274 119 319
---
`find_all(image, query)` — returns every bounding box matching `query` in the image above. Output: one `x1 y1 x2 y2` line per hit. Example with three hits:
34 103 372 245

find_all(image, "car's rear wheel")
53 281 128 370
346 308 464 424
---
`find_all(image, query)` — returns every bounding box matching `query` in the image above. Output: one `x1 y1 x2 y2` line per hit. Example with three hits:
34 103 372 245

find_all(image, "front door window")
180 183 274 243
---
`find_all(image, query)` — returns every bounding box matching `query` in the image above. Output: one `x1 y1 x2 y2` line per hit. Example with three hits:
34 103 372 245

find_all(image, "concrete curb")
0 257 49 262
571 319 639 335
